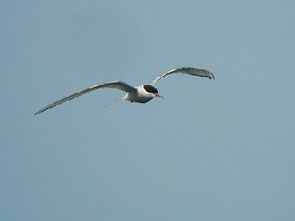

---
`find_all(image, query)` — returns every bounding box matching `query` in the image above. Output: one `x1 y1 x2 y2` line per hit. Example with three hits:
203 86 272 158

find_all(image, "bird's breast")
124 92 153 103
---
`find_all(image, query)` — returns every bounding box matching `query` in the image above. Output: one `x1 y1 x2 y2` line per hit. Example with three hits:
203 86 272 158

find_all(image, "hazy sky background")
1 0 295 220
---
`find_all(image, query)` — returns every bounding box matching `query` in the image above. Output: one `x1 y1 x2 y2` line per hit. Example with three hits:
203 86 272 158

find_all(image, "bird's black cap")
143 85 158 93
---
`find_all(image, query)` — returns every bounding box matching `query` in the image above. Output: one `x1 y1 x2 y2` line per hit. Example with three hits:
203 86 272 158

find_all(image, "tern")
34 67 214 115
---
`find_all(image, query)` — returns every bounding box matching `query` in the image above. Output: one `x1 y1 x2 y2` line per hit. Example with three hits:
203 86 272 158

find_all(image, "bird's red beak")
155 93 164 98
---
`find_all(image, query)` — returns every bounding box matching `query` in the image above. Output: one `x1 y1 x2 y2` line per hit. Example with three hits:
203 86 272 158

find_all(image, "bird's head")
143 85 164 98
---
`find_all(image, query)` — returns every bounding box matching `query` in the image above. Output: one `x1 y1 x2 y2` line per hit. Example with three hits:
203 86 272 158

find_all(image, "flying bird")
34 67 214 115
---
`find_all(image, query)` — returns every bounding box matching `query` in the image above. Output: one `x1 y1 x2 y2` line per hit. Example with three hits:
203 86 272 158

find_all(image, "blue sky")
1 0 295 220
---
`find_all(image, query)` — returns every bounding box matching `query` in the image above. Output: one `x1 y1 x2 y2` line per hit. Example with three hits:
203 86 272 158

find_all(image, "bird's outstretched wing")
34 81 136 115
151 67 214 86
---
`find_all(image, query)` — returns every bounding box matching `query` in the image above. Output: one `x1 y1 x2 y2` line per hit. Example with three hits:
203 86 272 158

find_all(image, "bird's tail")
100 98 124 109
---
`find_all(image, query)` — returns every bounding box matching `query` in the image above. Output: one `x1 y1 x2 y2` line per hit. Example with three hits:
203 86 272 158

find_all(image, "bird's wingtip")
34 110 43 116
210 73 215 80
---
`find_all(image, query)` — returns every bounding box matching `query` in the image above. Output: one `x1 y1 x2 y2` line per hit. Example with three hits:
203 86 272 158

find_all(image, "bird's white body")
34 67 214 115
123 85 154 103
